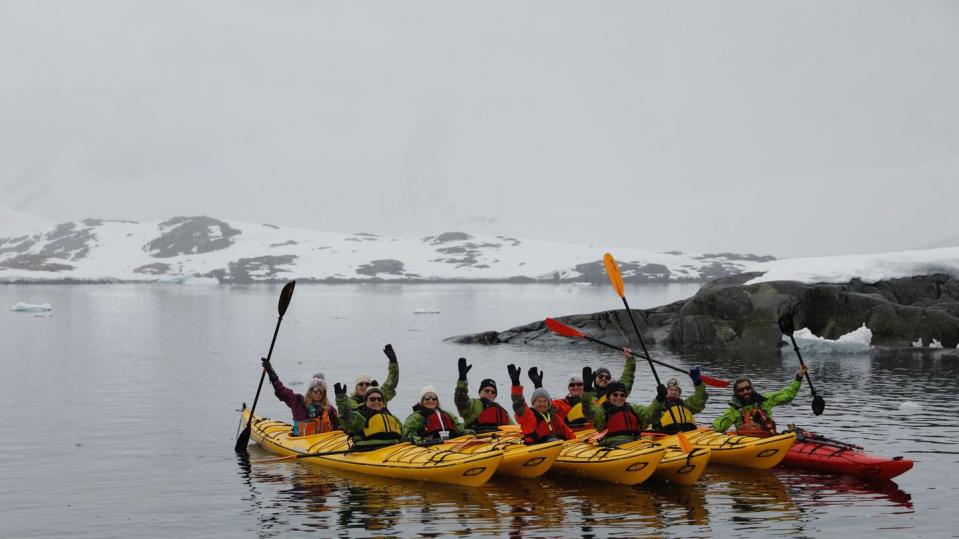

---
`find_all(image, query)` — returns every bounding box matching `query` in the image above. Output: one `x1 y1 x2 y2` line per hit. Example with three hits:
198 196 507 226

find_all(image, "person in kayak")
454 357 515 433
711 365 808 435
335 383 403 451
402 385 469 444
261 358 340 436
592 347 638 404
550 374 592 431
650 369 707 434
348 344 400 409
581 366 666 447
509 365 577 445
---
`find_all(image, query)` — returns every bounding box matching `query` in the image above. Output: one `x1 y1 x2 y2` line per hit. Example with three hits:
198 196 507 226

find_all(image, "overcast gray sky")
1 1 957 258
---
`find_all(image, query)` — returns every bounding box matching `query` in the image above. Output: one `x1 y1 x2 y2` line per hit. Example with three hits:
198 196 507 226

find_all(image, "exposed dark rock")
144 216 241 258
40 226 95 260
262 223 279 229
447 273 959 351
0 254 74 272
424 232 472 244
269 240 298 248
355 259 405 276
134 263 172 275
216 255 297 283
696 252 777 263
496 236 522 247
0 237 35 255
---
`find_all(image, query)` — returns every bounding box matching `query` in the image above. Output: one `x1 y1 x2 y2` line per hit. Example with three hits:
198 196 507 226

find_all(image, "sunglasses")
610 391 627 398
366 396 384 403
311 387 324 393
479 388 497 395
357 382 371 387
595 374 611 380
569 382 584 387
422 396 438 402
735 386 752 393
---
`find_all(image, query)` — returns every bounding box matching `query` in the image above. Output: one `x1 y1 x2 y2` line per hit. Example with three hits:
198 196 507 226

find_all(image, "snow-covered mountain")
0 215 774 284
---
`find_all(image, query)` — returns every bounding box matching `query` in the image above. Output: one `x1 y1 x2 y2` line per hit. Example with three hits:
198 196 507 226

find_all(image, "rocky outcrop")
447 273 959 352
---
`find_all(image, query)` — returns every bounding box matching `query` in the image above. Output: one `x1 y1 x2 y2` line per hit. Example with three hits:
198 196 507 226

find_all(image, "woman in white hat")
261 358 339 436
402 385 468 444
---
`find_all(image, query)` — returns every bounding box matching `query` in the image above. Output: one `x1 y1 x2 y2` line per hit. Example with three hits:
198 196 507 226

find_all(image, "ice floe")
10 302 52 312
784 324 872 354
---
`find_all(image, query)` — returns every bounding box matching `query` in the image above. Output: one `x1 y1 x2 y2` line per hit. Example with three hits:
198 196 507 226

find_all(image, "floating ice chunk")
784 324 872 354
10 302 52 312
929 339 943 349
912 337 923 348
413 309 441 314
182 276 220 286
899 401 921 412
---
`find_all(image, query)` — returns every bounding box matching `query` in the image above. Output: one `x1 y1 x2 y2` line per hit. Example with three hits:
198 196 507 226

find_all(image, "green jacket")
581 390 662 446
337 393 403 450
595 352 637 400
652 383 708 431
348 361 399 410
711 379 801 432
453 379 515 429
401 405 467 444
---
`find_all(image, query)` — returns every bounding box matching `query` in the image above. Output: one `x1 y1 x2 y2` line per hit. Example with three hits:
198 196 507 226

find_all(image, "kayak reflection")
776 470 913 510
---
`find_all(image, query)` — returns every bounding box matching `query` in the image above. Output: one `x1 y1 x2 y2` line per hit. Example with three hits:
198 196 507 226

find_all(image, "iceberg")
10 302 53 312
784 324 872 354
413 309 441 314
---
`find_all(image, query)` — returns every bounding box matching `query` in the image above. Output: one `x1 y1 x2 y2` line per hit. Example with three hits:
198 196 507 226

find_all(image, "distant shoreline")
0 276 713 286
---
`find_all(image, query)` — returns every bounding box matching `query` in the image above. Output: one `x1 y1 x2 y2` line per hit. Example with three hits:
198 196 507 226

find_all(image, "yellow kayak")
439 434 564 478
684 428 796 469
243 411 503 487
574 430 711 486
550 439 665 485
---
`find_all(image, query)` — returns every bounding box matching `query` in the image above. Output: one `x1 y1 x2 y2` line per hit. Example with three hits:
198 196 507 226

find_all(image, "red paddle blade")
700 374 730 388
545 318 585 338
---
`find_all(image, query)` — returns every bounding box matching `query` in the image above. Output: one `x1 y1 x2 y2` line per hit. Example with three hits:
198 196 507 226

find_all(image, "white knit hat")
354 372 372 386
308 375 327 393
419 385 439 402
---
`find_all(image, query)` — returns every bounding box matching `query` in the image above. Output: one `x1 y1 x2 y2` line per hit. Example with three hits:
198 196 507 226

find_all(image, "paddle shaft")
577 328 702 381
235 314 285 452
787 333 819 396
617 296 692 451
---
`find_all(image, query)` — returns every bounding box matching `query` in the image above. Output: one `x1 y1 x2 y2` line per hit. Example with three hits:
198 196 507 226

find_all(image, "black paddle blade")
777 313 795 336
812 395 826 416
234 425 251 453
277 281 296 317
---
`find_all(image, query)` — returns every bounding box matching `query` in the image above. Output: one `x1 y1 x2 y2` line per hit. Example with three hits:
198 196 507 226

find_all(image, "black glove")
261 357 277 381
582 367 594 393
507 364 522 386
457 357 472 381
333 383 347 398
656 384 667 403
370 380 379 387
383 344 398 364
689 367 702 386
528 367 544 389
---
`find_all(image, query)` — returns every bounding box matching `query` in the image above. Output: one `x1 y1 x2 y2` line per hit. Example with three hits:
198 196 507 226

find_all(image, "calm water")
1 283 956 537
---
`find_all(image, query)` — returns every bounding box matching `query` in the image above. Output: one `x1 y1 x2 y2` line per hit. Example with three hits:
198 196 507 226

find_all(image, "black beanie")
606 381 627 396
479 378 497 394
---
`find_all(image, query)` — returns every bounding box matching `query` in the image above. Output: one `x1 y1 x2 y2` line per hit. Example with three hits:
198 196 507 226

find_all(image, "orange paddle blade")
677 431 693 453
545 318 585 338
603 253 625 298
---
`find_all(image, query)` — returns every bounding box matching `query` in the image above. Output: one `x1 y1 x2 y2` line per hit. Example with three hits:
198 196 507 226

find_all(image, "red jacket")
511 386 577 444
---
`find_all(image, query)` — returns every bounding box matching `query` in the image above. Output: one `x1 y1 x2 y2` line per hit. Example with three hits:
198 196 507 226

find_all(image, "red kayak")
779 429 913 481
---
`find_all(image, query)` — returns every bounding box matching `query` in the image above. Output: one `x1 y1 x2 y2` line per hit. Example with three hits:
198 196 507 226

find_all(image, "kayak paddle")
778 313 826 416
235 280 296 453
602 253 693 453
544 317 730 388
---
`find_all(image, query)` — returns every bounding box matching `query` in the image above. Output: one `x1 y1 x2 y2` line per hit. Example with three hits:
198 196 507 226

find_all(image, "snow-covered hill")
0 215 774 284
